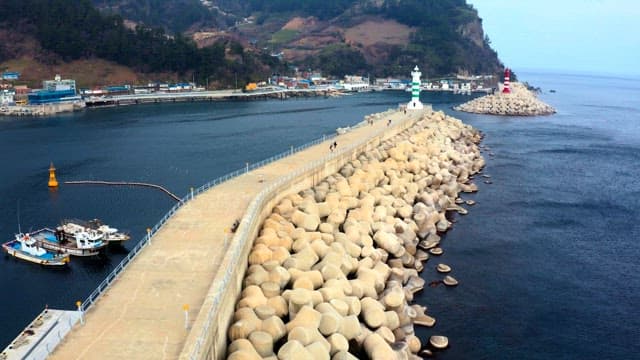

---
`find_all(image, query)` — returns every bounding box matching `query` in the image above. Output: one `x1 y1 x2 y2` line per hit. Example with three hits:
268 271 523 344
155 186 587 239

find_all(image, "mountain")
91 0 504 78
0 0 283 88
91 0 230 33
0 0 503 87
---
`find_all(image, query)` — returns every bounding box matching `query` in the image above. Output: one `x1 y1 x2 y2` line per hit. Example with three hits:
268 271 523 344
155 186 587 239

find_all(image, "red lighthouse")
502 68 511 94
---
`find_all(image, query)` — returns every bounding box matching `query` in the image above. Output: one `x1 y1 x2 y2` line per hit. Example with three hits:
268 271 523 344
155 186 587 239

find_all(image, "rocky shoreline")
454 82 555 116
226 111 485 359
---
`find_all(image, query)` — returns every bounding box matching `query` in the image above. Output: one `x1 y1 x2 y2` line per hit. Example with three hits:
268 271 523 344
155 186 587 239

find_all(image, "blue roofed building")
105 85 130 95
28 75 82 104
2 71 20 80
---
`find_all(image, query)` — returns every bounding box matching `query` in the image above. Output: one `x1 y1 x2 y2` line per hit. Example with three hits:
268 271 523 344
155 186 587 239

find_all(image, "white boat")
95 224 130 242
62 219 130 243
60 222 104 242
2 233 70 266
37 227 106 256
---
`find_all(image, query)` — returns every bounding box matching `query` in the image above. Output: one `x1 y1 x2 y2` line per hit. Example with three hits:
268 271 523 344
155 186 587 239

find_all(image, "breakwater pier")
35 107 423 359
84 88 340 107
1 88 340 117
224 110 483 359
0 101 85 116
454 82 555 116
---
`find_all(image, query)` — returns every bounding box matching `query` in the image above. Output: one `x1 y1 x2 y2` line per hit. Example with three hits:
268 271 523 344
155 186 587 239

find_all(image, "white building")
43 74 76 92
1 89 15 105
340 75 370 92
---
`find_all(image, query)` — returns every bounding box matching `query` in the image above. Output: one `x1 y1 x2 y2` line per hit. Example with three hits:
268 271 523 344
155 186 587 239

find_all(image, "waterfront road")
49 108 416 360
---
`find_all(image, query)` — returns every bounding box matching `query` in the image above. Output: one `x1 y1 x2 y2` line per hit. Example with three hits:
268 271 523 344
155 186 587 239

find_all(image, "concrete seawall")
0 101 85 116
48 107 424 360
85 88 341 108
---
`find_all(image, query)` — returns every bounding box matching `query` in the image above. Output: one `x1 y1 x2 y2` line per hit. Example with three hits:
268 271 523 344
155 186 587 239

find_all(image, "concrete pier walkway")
48 109 420 360
2 309 80 360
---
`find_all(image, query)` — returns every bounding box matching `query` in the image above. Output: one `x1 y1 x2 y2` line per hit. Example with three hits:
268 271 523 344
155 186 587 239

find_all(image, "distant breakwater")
226 111 484 359
84 88 343 108
0 101 85 117
454 82 555 116
0 89 342 116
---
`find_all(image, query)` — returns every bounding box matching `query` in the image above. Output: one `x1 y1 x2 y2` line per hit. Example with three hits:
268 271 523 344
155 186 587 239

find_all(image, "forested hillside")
92 0 228 33
0 0 280 86
0 0 503 86
90 0 503 77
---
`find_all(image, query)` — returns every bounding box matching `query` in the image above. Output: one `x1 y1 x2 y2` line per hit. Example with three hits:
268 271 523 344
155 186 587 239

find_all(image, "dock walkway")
2 309 80 360
48 109 417 359
84 88 338 107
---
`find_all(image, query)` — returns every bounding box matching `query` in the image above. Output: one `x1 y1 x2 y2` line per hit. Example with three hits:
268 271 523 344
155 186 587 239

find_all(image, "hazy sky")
467 0 640 75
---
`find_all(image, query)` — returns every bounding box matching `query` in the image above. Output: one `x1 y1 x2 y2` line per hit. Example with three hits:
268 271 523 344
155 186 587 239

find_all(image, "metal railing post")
77 301 84 325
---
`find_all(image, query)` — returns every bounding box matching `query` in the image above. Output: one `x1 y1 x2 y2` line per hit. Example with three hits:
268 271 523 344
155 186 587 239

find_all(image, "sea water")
0 73 638 359
416 72 640 359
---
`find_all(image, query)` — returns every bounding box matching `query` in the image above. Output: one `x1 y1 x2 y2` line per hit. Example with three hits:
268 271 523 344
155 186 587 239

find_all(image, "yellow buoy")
48 162 59 188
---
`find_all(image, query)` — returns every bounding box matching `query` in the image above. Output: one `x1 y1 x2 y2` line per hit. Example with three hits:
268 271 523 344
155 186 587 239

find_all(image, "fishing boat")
36 227 106 256
62 219 130 243
59 222 103 243
2 233 70 266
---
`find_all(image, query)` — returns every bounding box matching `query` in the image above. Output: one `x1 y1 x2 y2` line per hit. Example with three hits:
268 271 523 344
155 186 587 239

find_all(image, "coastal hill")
94 0 504 77
0 0 503 88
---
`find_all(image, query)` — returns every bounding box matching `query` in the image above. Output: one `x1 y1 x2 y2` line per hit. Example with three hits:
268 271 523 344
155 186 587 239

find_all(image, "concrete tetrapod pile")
226 111 484 360
454 82 555 116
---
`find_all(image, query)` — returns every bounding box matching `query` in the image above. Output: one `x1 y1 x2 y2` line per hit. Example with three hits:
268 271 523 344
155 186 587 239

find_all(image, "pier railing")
79 128 341 312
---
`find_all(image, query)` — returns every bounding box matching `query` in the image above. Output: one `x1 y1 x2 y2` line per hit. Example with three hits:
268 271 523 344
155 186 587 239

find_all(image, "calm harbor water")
1 73 638 359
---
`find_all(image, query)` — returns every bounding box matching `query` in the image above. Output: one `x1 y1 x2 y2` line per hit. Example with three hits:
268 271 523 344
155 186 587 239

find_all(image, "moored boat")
2 233 70 266
95 224 131 242
35 227 106 256
62 219 130 243
59 222 103 242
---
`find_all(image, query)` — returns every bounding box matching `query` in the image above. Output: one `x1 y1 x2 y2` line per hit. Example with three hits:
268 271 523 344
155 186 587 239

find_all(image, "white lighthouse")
407 66 423 110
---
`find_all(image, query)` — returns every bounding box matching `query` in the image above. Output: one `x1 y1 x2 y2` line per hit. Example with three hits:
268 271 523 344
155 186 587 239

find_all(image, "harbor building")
340 75 370 92
28 75 82 104
1 71 20 81
0 89 15 106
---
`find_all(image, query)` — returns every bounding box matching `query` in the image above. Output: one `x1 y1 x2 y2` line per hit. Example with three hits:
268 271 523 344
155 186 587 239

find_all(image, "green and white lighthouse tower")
407 65 423 110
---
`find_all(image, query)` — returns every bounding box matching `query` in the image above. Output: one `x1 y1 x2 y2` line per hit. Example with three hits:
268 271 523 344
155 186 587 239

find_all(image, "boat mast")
17 199 22 234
